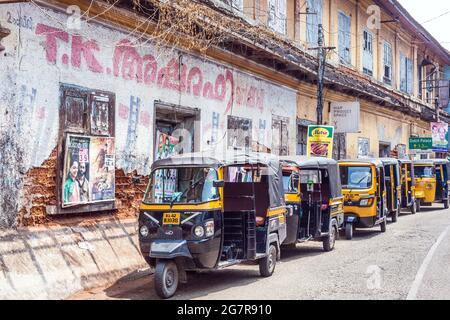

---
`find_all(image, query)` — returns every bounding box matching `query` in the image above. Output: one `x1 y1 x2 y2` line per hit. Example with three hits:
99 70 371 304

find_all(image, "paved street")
69 205 450 300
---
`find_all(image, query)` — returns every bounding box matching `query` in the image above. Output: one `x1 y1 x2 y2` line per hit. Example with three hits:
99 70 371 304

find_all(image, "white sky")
398 0 450 50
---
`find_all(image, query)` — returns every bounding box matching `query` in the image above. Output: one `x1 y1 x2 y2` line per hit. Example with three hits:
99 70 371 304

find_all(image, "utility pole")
309 24 335 125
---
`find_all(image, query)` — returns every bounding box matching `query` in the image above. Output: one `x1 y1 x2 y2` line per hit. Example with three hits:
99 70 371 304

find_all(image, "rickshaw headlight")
204 220 214 237
194 225 205 238
426 184 433 190
359 198 373 207
139 225 149 237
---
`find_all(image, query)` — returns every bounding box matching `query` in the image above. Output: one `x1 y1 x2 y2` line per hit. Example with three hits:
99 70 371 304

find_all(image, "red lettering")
118 103 129 120
223 70 235 114
143 54 157 84
203 82 214 99
187 67 203 96
71 35 103 73
35 23 69 64
214 74 226 100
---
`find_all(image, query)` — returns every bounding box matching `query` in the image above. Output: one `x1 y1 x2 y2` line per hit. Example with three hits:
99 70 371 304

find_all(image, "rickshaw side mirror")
213 180 225 188
132 176 141 185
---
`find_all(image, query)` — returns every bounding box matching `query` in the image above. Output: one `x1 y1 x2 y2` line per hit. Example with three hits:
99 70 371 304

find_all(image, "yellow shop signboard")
306 125 335 159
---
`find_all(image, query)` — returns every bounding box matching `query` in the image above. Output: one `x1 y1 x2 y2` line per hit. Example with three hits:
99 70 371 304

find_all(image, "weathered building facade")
0 0 449 228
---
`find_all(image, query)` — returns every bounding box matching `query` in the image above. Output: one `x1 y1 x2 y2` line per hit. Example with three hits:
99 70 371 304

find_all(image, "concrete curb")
0 218 147 299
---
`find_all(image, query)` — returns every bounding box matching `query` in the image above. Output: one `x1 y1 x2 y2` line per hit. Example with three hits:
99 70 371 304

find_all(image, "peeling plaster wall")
0 3 297 228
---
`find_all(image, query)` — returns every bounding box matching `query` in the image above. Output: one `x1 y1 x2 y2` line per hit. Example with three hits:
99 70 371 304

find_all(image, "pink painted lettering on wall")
35 23 266 113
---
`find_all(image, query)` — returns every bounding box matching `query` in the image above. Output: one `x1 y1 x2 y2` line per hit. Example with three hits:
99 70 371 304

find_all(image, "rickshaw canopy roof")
281 156 342 199
414 159 450 165
379 158 400 166
338 158 384 168
151 151 285 208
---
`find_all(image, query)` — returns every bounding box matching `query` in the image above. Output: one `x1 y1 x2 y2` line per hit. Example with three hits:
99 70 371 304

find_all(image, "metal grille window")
268 0 287 34
227 115 252 150
272 117 289 156
221 0 243 11
400 53 413 94
338 12 351 65
362 30 373 76
296 125 308 155
383 42 393 85
306 0 323 45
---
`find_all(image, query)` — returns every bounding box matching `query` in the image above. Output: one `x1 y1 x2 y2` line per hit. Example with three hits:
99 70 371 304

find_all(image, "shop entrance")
379 142 391 158
153 102 200 161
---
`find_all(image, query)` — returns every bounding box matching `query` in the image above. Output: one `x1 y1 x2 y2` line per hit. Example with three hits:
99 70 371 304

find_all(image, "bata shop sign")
329 102 360 133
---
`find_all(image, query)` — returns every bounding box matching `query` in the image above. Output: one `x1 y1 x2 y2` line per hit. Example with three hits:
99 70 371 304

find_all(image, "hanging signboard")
62 134 115 207
307 125 334 159
329 102 360 133
431 122 449 153
409 137 432 154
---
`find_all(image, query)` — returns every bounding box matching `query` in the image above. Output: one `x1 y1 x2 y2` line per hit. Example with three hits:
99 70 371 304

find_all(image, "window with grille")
268 0 287 34
338 12 351 65
383 42 392 85
306 0 323 45
272 117 289 156
362 30 373 76
296 125 308 155
221 0 243 11
400 53 413 94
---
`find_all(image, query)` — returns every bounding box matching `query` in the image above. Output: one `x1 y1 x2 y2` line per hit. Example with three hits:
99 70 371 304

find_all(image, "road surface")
69 204 450 300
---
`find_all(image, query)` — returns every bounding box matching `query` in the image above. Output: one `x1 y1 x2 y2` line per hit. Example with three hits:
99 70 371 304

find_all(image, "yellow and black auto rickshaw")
280 157 344 251
338 159 388 240
414 159 450 209
138 151 288 298
380 158 401 222
398 159 418 214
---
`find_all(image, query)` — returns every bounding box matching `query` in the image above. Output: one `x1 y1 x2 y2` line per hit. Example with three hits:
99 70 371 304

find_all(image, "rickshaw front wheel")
380 218 387 233
444 198 449 209
392 205 399 223
345 223 353 240
323 225 337 252
259 244 277 277
415 200 421 213
154 260 179 299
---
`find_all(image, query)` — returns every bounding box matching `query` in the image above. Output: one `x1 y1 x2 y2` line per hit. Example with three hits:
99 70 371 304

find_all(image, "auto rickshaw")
338 159 388 240
138 151 288 298
280 156 344 251
398 159 418 214
414 159 450 209
380 158 401 222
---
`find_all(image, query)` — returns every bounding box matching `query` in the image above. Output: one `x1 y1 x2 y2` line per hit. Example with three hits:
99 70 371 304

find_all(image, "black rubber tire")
444 198 449 209
154 260 179 299
392 205 399 223
323 225 337 252
410 200 416 215
345 223 353 240
259 244 277 277
416 200 421 213
380 218 387 233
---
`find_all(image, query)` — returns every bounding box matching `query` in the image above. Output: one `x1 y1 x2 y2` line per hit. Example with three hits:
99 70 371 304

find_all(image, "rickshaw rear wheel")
259 244 277 277
380 218 387 233
154 260 179 299
345 223 353 240
392 206 399 223
323 225 337 252
410 200 416 214
415 200 421 213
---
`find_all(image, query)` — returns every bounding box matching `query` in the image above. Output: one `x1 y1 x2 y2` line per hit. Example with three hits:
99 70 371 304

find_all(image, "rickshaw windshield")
414 166 434 178
143 167 219 204
282 172 299 193
340 166 372 189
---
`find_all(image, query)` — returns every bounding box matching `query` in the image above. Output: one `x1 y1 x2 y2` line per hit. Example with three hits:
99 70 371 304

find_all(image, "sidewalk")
0 218 147 299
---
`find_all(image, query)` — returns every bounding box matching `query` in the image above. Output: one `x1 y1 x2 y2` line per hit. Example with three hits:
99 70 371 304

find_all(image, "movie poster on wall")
431 122 449 152
153 131 180 203
62 134 115 208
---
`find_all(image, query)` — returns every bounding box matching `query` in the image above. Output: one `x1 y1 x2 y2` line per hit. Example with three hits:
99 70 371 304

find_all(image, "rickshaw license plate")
163 213 180 225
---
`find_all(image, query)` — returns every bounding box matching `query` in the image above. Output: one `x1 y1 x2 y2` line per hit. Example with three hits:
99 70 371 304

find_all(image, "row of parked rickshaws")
136 151 450 298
